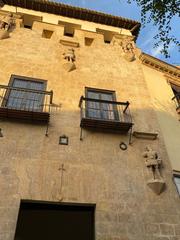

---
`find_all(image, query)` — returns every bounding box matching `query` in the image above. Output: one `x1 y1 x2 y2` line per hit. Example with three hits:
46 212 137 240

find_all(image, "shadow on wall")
0 105 179 156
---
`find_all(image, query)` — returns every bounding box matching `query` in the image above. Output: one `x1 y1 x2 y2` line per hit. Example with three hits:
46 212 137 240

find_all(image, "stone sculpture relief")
62 48 76 72
143 146 165 195
113 35 136 62
120 39 135 62
0 12 14 40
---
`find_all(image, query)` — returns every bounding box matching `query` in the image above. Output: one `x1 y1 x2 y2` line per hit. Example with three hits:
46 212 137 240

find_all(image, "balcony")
172 93 180 114
79 96 133 134
0 84 53 124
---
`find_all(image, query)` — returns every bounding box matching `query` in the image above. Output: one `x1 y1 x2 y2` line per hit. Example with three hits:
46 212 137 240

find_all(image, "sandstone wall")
0 19 180 240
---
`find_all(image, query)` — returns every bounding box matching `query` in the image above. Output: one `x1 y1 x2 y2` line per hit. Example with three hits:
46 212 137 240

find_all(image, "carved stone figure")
143 146 165 195
120 39 135 62
63 48 75 63
121 40 134 52
0 12 13 31
143 146 162 169
0 12 14 40
62 48 76 72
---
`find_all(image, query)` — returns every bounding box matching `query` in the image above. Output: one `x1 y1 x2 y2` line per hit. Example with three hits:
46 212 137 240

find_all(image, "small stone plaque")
59 135 68 145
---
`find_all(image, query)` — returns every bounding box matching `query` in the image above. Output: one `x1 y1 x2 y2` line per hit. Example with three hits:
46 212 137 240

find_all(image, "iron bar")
79 96 132 124
0 84 53 113
79 96 129 107
0 84 53 96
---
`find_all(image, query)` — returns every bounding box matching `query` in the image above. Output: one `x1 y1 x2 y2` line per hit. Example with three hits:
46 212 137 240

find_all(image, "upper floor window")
5 75 46 112
0 75 53 124
58 21 81 38
174 175 180 196
79 87 132 136
22 14 42 29
96 28 114 44
171 83 180 102
171 83 180 113
42 29 54 39
85 88 118 121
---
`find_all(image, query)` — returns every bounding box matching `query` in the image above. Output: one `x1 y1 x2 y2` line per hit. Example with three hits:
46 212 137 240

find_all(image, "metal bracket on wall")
80 127 83 141
45 123 49 137
0 128 3 137
128 126 133 145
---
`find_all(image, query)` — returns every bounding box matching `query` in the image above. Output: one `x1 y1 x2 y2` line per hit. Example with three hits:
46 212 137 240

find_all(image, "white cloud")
139 29 157 48
151 42 175 57
151 43 163 57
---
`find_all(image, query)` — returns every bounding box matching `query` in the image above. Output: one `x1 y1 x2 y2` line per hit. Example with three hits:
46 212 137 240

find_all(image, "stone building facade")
0 0 180 239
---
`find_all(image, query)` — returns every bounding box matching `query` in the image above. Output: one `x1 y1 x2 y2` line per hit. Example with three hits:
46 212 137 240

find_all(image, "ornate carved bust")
0 12 13 31
63 48 76 63
120 39 135 62
62 48 76 72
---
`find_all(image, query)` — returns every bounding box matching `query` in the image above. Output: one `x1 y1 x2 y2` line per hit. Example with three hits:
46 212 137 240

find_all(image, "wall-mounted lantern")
59 135 68 145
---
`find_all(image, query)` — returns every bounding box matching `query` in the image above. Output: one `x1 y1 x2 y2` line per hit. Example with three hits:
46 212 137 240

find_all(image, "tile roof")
2 0 141 38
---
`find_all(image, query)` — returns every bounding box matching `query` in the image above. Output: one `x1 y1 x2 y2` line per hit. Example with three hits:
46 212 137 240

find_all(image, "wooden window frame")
173 174 180 196
85 87 119 120
3 75 47 111
8 75 47 89
85 87 117 100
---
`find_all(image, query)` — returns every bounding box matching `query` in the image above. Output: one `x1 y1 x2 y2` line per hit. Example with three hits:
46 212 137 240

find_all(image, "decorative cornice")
1 0 141 38
140 53 180 80
165 75 180 87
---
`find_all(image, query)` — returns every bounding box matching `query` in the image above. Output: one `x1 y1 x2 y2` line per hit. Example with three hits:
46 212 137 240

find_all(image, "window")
85 37 94 46
23 14 42 29
174 175 180 196
14 200 95 240
171 83 180 105
58 21 81 38
4 75 46 112
42 29 54 39
85 88 118 120
96 28 114 44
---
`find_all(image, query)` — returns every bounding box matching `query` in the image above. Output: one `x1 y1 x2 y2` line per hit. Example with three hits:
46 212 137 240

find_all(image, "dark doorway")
14 200 95 240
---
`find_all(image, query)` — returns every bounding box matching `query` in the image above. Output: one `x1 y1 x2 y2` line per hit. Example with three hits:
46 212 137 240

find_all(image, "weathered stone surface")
174 225 180 236
160 224 175 236
63 62 76 72
0 4 179 240
144 223 160 235
0 29 9 39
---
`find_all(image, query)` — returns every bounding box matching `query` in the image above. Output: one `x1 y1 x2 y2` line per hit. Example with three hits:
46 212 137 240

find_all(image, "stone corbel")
133 131 158 140
15 18 23 28
143 146 165 195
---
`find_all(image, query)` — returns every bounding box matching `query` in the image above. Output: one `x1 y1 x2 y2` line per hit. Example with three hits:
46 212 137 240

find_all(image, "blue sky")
57 0 179 66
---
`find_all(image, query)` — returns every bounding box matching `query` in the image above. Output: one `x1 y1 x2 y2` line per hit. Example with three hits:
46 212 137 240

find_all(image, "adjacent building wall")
142 65 180 171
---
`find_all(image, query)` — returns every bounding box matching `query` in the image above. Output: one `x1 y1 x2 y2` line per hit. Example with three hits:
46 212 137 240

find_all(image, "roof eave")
1 0 141 38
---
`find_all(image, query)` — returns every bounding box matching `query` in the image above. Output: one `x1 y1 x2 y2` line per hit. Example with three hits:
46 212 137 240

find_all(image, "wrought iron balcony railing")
0 84 53 123
79 96 133 134
172 93 180 113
